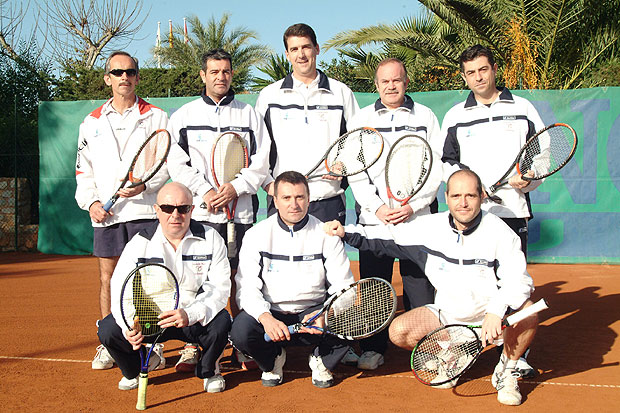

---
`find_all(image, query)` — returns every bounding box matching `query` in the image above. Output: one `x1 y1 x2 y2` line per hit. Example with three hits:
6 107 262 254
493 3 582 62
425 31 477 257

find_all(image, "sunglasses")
108 68 138 77
158 204 192 214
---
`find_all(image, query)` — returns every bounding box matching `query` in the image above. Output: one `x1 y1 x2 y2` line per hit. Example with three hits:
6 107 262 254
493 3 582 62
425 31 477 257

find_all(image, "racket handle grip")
102 198 116 212
227 221 236 258
135 372 148 410
263 325 297 342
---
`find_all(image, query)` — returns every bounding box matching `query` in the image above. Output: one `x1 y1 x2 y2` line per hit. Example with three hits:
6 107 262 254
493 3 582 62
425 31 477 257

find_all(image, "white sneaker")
340 347 360 366
176 343 200 373
357 351 384 370
430 370 459 389
309 355 334 388
204 374 225 393
495 369 522 406
515 356 537 378
147 343 166 371
92 345 115 370
261 348 286 387
118 376 138 390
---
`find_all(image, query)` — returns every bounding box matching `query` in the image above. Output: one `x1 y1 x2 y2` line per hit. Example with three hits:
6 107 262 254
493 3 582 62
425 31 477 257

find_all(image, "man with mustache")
167 48 270 370
345 58 443 370
75 51 169 372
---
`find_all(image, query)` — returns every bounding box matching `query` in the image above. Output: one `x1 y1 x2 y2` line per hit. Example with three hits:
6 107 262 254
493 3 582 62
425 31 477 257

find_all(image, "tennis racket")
385 134 433 208
200 132 249 258
305 127 384 180
120 263 179 410
486 123 578 203
103 129 171 212
264 277 397 342
410 298 548 386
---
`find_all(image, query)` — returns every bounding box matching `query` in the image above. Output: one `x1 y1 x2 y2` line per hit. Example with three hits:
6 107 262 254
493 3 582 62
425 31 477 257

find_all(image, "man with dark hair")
229 171 354 389
75 50 169 371
325 170 539 406
255 23 359 224
167 48 269 370
440 45 545 377
97 182 232 393
345 57 443 370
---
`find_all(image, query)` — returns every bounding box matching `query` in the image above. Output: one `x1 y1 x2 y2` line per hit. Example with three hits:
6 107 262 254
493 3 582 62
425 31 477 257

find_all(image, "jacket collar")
276 213 310 232
464 87 514 108
448 211 482 236
200 88 235 106
138 219 207 241
280 69 331 91
374 94 415 112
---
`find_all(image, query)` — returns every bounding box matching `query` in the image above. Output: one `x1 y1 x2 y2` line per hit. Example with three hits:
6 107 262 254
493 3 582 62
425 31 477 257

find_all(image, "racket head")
385 134 433 208
516 123 577 180
211 131 249 187
127 129 171 186
411 324 483 386
324 277 397 340
322 127 384 177
120 263 180 337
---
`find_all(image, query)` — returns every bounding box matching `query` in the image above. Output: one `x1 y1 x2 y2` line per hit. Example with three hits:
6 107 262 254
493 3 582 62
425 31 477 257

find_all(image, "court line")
2 355 618 389
0 355 90 363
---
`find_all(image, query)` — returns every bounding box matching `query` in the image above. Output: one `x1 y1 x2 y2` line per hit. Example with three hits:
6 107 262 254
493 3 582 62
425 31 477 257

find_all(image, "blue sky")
39 0 422 68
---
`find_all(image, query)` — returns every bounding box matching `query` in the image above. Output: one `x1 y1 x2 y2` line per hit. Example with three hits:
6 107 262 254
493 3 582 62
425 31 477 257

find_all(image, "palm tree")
324 0 620 89
154 13 270 92
250 54 291 92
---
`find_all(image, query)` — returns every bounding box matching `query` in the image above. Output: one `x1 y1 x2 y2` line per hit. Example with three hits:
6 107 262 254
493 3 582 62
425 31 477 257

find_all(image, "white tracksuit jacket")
343 211 534 322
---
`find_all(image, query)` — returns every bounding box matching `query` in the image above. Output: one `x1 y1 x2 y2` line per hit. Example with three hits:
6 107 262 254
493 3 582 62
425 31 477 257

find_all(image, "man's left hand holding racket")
99 129 171 215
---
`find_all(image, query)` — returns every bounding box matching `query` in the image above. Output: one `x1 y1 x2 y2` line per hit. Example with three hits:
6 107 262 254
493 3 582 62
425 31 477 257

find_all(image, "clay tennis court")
0 252 619 412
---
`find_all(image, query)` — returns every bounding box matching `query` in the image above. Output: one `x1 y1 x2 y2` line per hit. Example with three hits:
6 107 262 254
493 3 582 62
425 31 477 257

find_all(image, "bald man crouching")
97 182 232 393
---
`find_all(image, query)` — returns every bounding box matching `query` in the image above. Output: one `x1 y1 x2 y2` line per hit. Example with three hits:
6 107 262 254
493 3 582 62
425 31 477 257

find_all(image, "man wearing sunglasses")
98 182 232 393
75 51 169 372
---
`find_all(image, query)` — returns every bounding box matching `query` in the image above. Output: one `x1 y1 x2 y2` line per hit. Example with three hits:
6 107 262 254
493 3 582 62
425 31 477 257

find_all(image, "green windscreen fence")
39 88 620 263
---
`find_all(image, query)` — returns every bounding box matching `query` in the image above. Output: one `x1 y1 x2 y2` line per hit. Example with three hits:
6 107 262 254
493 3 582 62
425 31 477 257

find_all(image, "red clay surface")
1 252 619 412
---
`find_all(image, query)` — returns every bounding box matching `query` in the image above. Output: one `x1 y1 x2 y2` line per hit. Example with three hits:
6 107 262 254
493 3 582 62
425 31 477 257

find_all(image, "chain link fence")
0 155 39 251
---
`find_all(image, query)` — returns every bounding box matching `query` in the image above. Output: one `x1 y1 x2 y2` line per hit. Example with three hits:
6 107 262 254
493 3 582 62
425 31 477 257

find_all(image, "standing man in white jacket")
255 23 359 224
346 58 443 370
167 48 269 370
440 44 545 377
97 182 232 393
75 51 169 371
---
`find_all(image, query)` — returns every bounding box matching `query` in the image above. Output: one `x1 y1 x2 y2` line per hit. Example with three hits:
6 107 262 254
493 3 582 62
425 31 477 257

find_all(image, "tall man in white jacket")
229 171 354 389
346 58 443 370
255 23 359 224
97 182 232 393
75 51 169 370
325 170 539 406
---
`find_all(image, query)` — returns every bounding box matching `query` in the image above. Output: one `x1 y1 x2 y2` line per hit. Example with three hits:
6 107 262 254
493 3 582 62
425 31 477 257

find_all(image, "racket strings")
213 134 247 185
518 125 575 178
326 129 382 175
326 279 395 338
122 266 178 336
132 131 170 181
412 326 481 384
386 136 431 201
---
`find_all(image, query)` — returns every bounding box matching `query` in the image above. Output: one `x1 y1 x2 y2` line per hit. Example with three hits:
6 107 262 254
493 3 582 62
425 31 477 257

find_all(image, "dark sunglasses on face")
158 204 192 214
108 68 138 77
